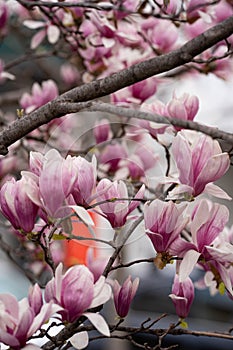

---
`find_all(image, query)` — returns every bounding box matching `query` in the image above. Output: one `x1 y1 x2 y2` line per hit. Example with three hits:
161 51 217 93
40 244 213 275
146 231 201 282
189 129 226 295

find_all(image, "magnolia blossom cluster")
92 122 158 180
1 125 229 235
170 130 230 199
0 128 231 324
139 93 199 136
145 197 233 318
91 91 200 186
18 80 77 152
0 148 95 232
0 148 145 233
20 80 59 114
0 0 232 89
19 83 200 181
0 283 62 349
0 262 140 349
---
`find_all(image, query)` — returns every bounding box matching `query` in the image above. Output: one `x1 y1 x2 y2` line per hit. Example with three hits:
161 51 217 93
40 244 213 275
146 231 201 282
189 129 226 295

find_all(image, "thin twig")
110 257 155 271
103 215 144 277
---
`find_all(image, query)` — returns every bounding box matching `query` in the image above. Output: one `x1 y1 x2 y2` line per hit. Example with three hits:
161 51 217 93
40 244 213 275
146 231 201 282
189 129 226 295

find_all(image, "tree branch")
26 100 233 144
17 0 116 11
41 318 233 350
0 16 233 154
85 102 233 143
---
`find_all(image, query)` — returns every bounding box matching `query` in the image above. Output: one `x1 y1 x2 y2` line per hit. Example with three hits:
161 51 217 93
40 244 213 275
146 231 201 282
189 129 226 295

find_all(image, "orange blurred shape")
64 212 98 267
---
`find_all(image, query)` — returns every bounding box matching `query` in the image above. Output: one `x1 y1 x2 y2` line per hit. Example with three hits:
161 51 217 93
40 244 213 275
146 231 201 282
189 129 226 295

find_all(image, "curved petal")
90 280 112 308
83 312 110 337
195 153 230 195
28 303 63 337
0 329 20 348
204 183 231 200
171 133 193 186
70 331 89 349
55 262 63 302
23 344 42 350
179 250 200 282
70 206 94 226
31 30 46 50
23 20 45 29
128 184 145 213
47 25 60 44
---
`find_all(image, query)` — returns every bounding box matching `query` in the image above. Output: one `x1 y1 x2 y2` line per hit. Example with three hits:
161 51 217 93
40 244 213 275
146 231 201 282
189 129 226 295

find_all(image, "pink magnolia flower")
45 264 94 322
122 144 159 180
79 40 111 75
20 80 58 113
116 20 145 48
96 179 145 228
112 276 139 318
206 225 233 266
38 149 78 219
101 46 147 79
111 77 158 105
185 0 229 25
0 175 39 233
142 17 178 53
133 144 158 172
190 200 229 253
169 275 194 319
167 93 199 126
80 9 142 55
0 286 61 349
70 156 97 207
198 260 233 297
99 143 127 173
93 119 112 144
144 199 188 257
78 17 113 74
177 199 229 282
199 45 233 80
171 131 230 198
90 10 116 42
44 263 111 340
139 100 168 137
139 92 199 136
29 150 97 219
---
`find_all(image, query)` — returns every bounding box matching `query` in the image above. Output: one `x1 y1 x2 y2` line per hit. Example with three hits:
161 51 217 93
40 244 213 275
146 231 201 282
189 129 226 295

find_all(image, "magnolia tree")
0 0 233 349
